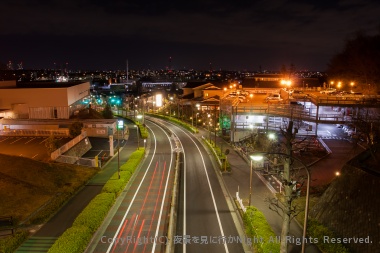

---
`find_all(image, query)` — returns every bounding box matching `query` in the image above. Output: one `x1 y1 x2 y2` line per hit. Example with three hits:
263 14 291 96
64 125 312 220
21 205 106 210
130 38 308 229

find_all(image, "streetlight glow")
249 152 310 253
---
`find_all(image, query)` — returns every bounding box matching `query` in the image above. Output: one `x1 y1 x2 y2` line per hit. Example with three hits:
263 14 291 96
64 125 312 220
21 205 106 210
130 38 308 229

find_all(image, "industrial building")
0 80 90 120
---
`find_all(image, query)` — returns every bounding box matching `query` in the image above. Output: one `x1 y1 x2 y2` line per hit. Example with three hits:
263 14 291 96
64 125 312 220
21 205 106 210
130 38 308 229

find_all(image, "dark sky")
1 0 379 71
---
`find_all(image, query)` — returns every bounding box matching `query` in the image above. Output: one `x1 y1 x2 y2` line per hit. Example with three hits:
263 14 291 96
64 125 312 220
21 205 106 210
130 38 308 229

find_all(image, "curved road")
86 121 176 253
156 119 245 253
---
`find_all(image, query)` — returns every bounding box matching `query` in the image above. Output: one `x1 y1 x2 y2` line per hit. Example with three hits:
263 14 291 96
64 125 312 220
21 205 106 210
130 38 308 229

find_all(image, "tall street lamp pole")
249 155 263 206
250 152 310 253
135 125 139 150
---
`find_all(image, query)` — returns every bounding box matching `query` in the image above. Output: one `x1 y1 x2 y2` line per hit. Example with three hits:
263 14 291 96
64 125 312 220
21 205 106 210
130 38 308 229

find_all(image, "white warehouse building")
0 81 90 120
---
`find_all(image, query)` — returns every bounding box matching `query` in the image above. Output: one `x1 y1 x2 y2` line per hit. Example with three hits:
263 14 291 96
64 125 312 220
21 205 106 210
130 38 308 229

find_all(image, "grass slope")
0 153 98 224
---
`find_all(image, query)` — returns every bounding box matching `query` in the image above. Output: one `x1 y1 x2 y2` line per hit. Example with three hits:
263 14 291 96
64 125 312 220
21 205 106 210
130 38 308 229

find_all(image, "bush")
48 148 145 252
147 113 198 133
243 206 280 253
307 219 350 253
203 139 231 171
0 230 29 253
102 171 132 194
72 193 115 233
47 225 92 253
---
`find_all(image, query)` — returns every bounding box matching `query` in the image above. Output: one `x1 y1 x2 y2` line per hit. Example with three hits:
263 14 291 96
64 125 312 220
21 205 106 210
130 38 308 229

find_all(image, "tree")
327 30 380 93
69 121 83 137
102 103 114 119
45 135 60 155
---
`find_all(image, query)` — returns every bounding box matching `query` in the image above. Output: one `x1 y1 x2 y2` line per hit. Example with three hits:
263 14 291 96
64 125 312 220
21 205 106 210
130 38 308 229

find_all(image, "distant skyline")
1 0 379 71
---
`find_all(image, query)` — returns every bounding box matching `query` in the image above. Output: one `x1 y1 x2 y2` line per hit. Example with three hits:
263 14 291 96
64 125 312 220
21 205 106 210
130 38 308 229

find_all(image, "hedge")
203 139 231 171
47 225 92 253
243 206 280 253
0 230 29 253
72 193 115 233
48 148 145 252
102 171 132 195
146 113 198 133
307 219 350 253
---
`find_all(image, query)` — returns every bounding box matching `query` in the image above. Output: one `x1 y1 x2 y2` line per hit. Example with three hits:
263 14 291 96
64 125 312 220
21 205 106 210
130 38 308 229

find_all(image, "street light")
337 82 342 91
117 120 123 179
135 125 140 150
249 154 263 206
249 152 310 253
169 96 173 117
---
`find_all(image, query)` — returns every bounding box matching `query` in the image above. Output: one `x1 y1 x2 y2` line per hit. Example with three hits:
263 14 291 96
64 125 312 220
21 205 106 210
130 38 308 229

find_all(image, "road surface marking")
173 123 229 253
106 127 158 253
25 137 36 144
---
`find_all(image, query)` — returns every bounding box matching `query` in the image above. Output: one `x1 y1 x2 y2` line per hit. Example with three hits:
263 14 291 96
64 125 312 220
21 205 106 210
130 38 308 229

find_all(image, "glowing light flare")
155 94 163 107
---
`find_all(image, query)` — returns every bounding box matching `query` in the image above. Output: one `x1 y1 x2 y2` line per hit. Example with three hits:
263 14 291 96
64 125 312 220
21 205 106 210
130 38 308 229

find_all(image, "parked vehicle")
265 93 282 101
320 88 337 94
291 90 308 98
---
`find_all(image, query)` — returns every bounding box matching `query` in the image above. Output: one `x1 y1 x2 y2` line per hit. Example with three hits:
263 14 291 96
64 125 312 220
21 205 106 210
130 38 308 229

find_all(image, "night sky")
1 0 379 71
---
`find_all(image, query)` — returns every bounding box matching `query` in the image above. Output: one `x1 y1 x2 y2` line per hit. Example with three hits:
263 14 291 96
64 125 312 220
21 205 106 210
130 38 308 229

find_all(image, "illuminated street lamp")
137 114 143 124
117 120 123 179
249 152 310 253
249 154 264 206
135 125 140 150
169 97 173 117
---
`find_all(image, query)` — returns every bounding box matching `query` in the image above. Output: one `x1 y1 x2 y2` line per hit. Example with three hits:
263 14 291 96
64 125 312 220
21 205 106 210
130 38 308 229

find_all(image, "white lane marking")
106 125 158 253
0 137 9 143
150 122 174 253
25 137 36 144
32 154 39 159
39 138 48 144
167 122 229 253
10 137 24 144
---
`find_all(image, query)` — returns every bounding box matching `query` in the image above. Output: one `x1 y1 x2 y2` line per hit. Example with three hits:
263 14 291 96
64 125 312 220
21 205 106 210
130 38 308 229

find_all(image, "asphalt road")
86 120 176 253
155 120 246 253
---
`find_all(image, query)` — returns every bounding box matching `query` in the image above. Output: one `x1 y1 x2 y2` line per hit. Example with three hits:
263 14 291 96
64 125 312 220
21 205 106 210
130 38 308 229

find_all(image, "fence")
0 129 69 137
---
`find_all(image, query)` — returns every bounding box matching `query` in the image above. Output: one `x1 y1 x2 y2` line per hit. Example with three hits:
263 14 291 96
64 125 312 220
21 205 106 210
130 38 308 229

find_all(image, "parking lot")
0 136 72 161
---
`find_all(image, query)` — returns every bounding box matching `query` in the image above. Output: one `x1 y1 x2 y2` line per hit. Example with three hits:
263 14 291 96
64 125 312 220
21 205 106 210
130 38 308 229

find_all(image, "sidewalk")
195 128 321 253
15 121 139 253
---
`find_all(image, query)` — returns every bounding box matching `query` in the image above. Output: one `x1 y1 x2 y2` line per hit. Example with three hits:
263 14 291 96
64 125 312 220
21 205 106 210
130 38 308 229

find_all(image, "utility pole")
280 120 297 253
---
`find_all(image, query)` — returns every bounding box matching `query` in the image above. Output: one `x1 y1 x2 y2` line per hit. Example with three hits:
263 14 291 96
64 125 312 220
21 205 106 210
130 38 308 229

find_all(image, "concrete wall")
0 88 68 108
67 82 90 105
0 80 16 87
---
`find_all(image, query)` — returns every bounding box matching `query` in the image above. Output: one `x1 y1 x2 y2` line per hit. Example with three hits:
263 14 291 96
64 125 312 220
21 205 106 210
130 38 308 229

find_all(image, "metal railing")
0 129 69 136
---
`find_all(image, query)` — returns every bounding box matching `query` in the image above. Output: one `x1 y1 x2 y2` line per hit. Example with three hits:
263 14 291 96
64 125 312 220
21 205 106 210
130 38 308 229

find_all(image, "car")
265 93 282 101
320 88 337 94
291 90 309 98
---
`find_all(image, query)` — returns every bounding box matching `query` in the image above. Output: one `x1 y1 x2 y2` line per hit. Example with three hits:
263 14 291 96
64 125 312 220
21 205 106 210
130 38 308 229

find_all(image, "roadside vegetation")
0 154 98 253
48 148 145 253
243 206 280 252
